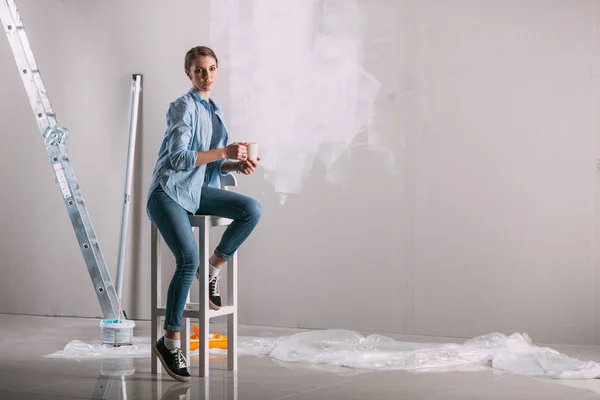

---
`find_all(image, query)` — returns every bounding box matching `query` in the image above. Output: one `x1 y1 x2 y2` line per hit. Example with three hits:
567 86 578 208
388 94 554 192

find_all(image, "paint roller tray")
190 325 228 350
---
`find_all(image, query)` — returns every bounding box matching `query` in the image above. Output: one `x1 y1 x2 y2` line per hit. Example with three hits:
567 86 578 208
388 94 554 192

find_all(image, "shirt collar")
188 88 223 115
187 88 206 104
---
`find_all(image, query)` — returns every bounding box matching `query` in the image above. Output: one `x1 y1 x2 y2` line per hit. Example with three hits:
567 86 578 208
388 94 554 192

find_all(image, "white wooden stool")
151 174 238 377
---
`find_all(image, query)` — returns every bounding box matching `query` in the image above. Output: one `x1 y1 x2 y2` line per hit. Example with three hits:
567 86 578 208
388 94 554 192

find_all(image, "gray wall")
1 0 599 345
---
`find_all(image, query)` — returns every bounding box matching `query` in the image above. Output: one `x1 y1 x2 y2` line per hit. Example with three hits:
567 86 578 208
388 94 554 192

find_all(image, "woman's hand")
223 142 248 160
237 157 261 175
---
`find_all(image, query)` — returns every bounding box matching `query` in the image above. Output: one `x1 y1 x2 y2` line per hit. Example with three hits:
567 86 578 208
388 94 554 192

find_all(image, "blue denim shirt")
147 89 230 215
203 101 227 188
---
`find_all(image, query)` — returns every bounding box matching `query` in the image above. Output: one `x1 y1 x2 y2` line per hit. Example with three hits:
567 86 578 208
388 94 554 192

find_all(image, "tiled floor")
1 314 600 399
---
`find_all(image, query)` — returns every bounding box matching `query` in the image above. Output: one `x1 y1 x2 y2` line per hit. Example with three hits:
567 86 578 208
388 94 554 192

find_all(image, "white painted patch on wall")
210 0 390 202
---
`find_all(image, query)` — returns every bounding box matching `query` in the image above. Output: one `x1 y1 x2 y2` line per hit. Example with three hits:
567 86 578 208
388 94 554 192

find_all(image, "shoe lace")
170 347 187 369
209 275 221 296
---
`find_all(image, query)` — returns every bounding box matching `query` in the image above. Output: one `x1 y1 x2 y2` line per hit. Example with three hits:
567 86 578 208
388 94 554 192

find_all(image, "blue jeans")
148 185 261 332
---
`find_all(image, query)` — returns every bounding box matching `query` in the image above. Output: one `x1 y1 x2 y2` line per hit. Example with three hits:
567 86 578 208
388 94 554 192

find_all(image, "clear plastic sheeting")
45 337 150 359
44 329 600 379
203 335 286 358
486 333 600 379
211 330 600 379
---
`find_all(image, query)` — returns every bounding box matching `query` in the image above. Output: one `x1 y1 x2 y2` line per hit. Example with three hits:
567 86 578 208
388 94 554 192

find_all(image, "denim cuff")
214 249 233 262
163 322 180 332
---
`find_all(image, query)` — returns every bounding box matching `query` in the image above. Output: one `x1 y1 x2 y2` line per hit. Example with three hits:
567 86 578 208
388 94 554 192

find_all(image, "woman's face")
186 56 218 93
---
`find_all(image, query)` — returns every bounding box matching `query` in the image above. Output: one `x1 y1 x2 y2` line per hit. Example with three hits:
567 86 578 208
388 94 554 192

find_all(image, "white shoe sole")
209 300 221 311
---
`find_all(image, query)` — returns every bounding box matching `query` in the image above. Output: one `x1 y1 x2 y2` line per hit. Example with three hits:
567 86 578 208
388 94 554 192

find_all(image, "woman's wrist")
235 161 243 174
219 160 241 174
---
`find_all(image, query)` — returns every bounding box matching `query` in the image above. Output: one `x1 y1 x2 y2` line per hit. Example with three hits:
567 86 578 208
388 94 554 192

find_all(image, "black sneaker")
152 337 191 382
208 275 222 310
195 272 222 310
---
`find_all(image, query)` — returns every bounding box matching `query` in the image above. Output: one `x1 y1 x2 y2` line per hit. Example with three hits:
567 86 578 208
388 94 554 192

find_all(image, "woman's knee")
175 247 199 273
243 197 262 223
251 198 262 220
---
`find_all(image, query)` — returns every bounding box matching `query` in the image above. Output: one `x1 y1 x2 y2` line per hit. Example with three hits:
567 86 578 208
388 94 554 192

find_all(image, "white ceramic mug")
247 142 259 161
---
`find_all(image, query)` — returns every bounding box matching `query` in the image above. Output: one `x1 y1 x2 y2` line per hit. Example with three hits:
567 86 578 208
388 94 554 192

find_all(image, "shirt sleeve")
217 157 230 176
165 99 197 171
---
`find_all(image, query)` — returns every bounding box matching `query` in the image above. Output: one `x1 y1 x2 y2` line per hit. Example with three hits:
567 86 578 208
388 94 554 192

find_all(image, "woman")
147 46 262 381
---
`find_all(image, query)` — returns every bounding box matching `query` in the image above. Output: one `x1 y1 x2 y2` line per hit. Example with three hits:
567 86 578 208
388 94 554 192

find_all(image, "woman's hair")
184 46 218 71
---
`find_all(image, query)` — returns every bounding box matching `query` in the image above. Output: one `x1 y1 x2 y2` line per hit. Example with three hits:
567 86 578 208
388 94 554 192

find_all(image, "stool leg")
198 219 210 377
181 315 191 363
152 378 162 400
228 371 238 400
227 251 238 371
150 223 161 375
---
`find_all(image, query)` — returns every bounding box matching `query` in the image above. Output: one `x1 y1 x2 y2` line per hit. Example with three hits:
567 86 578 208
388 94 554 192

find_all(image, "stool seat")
189 214 232 227
151 175 239 378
